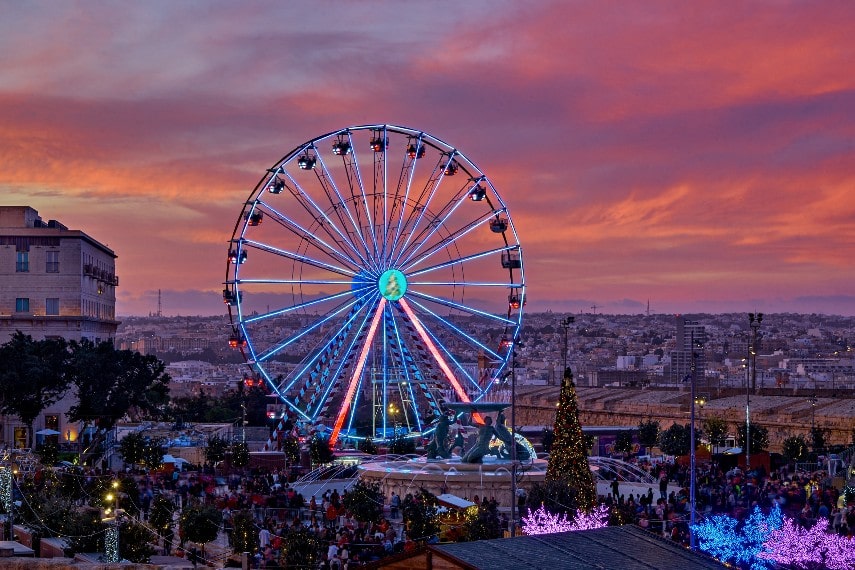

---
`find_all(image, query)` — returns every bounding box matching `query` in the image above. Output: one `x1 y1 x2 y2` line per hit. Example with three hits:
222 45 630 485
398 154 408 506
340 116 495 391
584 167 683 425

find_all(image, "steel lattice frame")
225 124 524 446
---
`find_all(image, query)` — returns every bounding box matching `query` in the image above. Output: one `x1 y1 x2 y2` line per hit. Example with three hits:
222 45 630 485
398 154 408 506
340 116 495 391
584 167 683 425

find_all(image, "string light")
0 466 11 513
104 525 119 563
691 504 783 569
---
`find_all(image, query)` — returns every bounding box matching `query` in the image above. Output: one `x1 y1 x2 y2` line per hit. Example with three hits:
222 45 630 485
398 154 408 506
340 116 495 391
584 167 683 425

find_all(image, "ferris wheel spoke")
390 153 454 267
252 296 363 364
394 179 475 268
406 297 504 361
388 134 424 267
330 298 387 447
241 288 366 325
406 245 518 279
313 151 375 266
406 289 517 325
306 296 380 414
259 199 366 271
280 169 370 269
400 207 505 271
343 137 381 269
242 238 357 278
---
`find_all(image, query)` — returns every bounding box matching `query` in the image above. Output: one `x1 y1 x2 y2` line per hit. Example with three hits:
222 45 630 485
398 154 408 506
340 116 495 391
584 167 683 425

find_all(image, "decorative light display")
691 504 782 570
104 524 119 563
521 504 609 535
758 517 855 570
545 370 597 511
0 466 11 513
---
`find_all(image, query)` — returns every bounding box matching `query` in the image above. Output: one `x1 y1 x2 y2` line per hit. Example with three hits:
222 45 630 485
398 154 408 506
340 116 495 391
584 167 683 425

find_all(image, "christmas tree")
545 368 597 511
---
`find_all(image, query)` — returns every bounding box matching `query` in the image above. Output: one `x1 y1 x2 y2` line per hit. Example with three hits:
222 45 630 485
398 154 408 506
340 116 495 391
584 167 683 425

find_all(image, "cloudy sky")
2 0 853 317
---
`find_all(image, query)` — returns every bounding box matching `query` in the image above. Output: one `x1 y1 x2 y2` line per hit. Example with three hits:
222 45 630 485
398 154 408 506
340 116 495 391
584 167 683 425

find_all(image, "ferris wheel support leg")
329 299 387 448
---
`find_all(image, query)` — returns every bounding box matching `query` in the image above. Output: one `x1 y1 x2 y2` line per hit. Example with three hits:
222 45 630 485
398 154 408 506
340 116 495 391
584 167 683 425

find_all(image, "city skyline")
2 1 854 317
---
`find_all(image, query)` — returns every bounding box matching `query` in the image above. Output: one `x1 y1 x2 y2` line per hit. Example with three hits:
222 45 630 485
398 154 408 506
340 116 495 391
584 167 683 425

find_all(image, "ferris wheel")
225 124 524 446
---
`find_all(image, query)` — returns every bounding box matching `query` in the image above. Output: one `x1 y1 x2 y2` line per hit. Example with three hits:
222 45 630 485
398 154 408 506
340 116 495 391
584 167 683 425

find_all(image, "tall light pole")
561 316 574 386
746 313 762 489
689 331 702 550
509 336 523 538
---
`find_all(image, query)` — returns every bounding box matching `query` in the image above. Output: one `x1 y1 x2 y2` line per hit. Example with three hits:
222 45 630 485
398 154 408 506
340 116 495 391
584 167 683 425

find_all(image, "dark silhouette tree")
230 441 250 468
782 435 808 463
810 426 829 453
279 525 323 568
702 416 729 448
309 434 334 465
179 502 222 551
545 369 596 511
0 332 70 448
464 499 502 541
119 519 156 563
231 510 258 554
736 423 770 453
658 423 692 456
614 430 634 457
402 488 441 542
342 479 384 524
204 434 229 465
637 419 660 449
67 339 170 434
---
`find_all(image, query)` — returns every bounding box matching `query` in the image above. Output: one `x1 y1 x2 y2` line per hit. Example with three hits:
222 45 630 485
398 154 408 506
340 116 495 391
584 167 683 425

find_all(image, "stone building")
0 206 120 448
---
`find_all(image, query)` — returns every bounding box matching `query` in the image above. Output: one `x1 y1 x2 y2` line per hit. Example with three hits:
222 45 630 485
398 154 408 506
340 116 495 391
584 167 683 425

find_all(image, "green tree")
782 435 809 463
464 500 502 541
142 436 166 470
230 441 250 468
35 440 59 466
702 416 729 448
342 479 384 524
231 510 258 555
149 494 176 552
67 339 170 432
281 435 301 464
810 427 829 453
278 525 323 568
0 332 70 448
309 434 334 465
736 423 770 453
658 423 692 456
205 434 229 465
545 369 596 511
614 430 634 456
119 519 156 563
360 437 378 455
402 488 441 542
388 434 416 455
637 419 660 449
179 502 222 548
118 432 147 467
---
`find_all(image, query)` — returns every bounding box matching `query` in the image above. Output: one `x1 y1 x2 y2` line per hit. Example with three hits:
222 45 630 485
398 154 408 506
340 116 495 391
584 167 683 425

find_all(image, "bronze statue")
426 411 452 459
462 416 496 463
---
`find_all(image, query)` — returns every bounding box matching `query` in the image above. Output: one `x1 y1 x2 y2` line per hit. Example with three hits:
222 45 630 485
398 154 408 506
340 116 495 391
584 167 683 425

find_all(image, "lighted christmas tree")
545 368 597 511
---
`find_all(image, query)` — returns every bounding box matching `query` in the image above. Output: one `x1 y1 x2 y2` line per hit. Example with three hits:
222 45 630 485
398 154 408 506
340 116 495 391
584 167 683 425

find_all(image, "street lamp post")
561 317 574 386
689 332 702 550
509 336 524 538
746 313 762 500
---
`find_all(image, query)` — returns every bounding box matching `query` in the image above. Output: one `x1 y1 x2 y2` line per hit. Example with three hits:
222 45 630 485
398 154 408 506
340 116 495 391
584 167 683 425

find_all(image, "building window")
46 298 59 315
16 251 29 272
15 297 30 312
46 251 59 272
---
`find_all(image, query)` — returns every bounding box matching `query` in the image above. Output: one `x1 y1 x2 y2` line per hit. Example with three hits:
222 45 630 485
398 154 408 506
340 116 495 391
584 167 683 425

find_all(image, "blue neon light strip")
388 313 423 431
407 297 503 361
243 238 357 277
255 297 360 363
312 148 376 265
399 207 504 271
387 133 424 269
407 289 517 325
258 199 368 270
405 245 517 278
242 287 365 324
391 151 456 267
394 185 470 268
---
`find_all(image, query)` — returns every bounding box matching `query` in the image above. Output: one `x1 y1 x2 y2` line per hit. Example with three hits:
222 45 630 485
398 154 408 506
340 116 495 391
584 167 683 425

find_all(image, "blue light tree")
691 504 783 570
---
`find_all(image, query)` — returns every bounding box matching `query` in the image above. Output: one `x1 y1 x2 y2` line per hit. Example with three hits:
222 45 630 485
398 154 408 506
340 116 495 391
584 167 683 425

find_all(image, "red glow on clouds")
1 1 854 316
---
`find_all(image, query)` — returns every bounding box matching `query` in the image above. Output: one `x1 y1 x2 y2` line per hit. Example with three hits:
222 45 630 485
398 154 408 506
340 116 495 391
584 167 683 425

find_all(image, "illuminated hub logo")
378 269 407 301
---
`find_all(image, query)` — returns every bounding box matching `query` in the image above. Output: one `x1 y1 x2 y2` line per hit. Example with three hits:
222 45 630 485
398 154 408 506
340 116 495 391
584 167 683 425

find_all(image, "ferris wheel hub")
378 269 407 301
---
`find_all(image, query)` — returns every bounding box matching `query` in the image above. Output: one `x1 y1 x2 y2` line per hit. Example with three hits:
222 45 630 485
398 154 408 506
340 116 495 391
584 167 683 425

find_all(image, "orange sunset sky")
1 1 853 317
